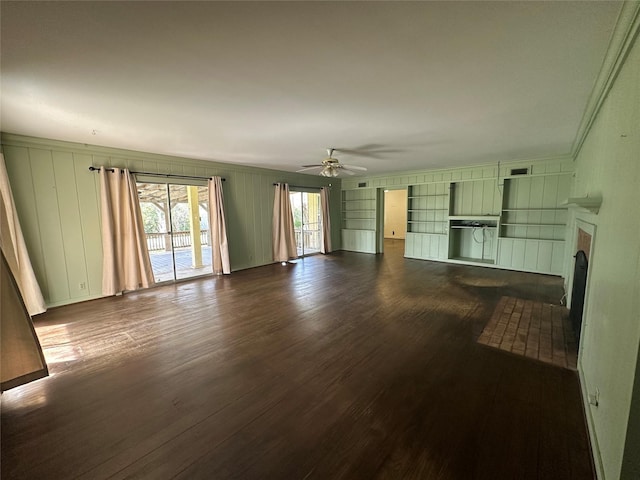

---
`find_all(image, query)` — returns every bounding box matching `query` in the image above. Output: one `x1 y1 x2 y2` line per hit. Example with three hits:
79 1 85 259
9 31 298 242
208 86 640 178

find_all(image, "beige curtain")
207 176 231 274
99 167 154 295
320 187 332 254
0 152 46 316
272 183 297 262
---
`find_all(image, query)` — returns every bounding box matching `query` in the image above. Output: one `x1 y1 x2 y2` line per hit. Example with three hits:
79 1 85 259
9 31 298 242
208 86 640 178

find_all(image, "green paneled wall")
1 134 341 307
341 157 573 273
569 22 640 480
341 157 573 191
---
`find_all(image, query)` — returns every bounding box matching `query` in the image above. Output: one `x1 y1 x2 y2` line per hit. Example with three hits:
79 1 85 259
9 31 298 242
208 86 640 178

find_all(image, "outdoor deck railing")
294 224 322 253
146 231 209 251
148 228 320 253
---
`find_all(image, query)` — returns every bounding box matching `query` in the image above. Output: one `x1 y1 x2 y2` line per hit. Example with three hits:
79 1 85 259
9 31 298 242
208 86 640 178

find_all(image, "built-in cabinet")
405 184 448 260
448 216 499 264
446 181 501 264
407 184 448 234
341 162 572 276
496 175 570 274
341 188 377 254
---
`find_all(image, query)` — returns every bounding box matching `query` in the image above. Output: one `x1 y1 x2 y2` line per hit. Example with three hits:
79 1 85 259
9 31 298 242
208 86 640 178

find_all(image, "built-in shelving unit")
500 177 567 241
499 178 568 241
447 181 501 265
406 184 448 234
404 184 449 261
341 189 376 231
448 216 499 265
341 159 574 276
341 188 377 253
496 175 571 274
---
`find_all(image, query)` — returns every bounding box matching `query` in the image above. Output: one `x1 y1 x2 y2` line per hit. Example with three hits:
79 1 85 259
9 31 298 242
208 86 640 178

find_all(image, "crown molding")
571 1 640 159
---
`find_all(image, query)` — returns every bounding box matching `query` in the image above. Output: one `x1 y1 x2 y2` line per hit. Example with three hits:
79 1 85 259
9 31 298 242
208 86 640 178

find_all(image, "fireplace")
569 226 593 347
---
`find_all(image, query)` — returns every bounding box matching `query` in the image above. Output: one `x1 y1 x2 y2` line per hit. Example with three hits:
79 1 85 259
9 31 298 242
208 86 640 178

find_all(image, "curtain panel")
207 176 231 274
0 153 46 315
272 183 297 262
320 187 332 254
99 167 154 295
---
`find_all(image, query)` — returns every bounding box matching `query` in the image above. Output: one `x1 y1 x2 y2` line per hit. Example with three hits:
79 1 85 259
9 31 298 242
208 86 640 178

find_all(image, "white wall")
571 25 640 480
383 189 407 239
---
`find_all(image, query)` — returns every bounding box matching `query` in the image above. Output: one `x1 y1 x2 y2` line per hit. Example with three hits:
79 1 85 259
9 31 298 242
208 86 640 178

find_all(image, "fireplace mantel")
562 195 602 214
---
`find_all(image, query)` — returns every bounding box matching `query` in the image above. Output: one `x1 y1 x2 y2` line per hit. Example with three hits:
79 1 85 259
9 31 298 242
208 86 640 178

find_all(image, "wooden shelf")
451 225 497 229
449 256 495 265
408 194 448 198
408 208 448 212
502 208 567 212
449 215 500 221
501 223 565 227
498 237 565 242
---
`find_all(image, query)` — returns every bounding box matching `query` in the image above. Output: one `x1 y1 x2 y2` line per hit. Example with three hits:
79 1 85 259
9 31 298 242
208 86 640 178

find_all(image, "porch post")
187 186 203 268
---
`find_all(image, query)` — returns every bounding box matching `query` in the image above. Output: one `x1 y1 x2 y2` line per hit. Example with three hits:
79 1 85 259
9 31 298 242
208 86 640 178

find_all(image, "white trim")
579 367 606 480
571 1 640 159
572 219 602 479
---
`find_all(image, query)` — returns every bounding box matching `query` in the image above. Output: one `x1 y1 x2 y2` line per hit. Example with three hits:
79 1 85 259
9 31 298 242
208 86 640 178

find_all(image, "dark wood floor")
1 240 594 479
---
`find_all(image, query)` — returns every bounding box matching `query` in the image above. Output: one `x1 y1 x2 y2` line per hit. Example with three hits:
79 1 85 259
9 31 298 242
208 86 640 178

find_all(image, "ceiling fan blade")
300 164 323 168
296 166 323 172
340 169 356 176
333 145 404 158
342 164 367 171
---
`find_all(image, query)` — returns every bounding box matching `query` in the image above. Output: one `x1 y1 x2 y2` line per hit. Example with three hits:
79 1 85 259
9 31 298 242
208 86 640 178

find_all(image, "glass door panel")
138 182 174 283
303 192 322 255
289 191 322 257
289 191 304 256
169 185 212 280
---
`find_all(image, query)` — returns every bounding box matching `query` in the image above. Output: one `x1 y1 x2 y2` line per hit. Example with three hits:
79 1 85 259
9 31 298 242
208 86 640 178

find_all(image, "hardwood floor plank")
1 242 594 479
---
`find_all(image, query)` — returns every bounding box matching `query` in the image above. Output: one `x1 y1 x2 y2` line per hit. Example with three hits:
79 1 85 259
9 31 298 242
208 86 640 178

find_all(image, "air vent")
510 168 529 176
358 182 367 188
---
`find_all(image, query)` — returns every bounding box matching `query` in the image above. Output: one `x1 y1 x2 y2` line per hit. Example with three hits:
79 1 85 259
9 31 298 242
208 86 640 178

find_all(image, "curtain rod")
273 183 329 189
88 166 225 181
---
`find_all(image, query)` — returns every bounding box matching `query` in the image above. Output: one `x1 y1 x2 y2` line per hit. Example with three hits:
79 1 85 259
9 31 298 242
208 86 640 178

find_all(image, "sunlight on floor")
36 323 81 366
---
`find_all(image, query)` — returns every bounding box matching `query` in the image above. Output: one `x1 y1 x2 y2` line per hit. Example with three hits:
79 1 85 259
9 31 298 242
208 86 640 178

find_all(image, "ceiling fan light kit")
320 165 339 177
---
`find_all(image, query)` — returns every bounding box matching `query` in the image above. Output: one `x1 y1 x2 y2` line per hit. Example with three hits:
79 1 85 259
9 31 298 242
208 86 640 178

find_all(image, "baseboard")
579 361 606 479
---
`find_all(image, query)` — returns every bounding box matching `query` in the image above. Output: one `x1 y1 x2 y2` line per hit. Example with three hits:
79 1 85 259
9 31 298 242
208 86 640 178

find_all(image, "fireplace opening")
569 250 589 346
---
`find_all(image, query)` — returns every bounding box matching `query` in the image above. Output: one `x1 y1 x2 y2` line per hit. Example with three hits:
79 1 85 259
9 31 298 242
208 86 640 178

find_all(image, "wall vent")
358 182 367 188
510 168 529 176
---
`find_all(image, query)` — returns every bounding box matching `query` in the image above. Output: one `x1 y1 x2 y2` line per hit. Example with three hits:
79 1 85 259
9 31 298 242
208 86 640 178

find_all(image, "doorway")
137 182 212 283
289 191 322 257
381 188 408 255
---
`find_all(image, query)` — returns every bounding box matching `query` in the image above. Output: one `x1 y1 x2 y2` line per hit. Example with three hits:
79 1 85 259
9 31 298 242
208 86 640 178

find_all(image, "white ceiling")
0 1 623 176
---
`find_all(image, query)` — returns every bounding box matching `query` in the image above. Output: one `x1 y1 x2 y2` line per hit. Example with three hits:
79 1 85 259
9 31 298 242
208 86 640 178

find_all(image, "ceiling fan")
297 148 368 177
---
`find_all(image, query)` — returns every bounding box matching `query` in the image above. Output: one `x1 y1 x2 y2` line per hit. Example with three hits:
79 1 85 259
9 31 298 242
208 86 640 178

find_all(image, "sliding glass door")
137 182 212 283
289 191 322 257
